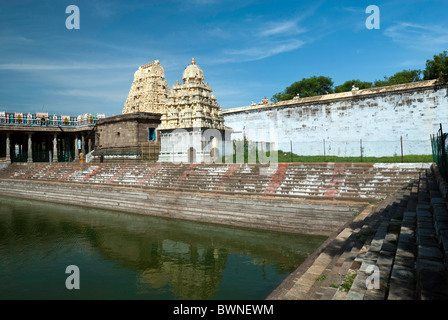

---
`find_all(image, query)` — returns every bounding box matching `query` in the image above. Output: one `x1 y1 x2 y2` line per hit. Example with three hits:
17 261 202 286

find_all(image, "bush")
423 51 448 82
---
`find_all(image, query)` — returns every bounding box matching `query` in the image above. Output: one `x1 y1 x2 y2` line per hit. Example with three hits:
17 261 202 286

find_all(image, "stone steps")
266 194 397 300
342 168 448 300
0 163 421 177
0 163 423 202
0 180 355 216
316 193 406 300
0 180 362 235
342 190 409 300
413 170 448 299
274 166 448 300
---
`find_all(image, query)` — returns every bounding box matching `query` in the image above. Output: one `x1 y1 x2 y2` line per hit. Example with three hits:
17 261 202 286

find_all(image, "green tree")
334 79 373 93
423 51 448 82
373 69 422 87
271 76 334 102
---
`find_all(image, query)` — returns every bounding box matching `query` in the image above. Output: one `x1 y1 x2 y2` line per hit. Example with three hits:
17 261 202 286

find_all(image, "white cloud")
188 0 220 4
398 60 426 68
0 35 34 45
207 27 233 39
0 62 136 71
206 14 310 63
341 6 364 13
225 39 305 62
384 22 448 51
259 19 306 37
48 89 125 102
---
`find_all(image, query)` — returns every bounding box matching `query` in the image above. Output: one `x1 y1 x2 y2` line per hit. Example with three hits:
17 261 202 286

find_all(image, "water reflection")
0 195 326 300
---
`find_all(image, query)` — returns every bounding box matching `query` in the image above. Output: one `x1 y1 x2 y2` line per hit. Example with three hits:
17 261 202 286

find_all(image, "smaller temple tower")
122 60 169 114
158 59 229 163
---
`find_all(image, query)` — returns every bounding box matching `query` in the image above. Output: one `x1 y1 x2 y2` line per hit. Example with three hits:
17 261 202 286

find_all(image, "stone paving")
268 164 448 300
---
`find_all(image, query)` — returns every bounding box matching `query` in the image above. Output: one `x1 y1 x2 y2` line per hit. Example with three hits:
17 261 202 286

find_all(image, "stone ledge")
223 80 441 114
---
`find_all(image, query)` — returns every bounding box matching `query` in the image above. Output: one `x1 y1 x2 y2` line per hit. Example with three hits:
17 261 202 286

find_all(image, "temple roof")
182 58 204 84
159 59 225 131
122 60 169 115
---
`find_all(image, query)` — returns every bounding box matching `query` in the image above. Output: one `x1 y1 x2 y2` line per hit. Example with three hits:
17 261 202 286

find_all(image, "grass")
339 272 357 292
222 149 433 164
330 281 339 289
315 274 327 281
330 272 358 292
276 151 433 163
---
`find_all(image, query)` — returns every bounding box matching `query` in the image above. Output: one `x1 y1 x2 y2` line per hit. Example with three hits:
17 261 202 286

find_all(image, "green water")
0 195 326 300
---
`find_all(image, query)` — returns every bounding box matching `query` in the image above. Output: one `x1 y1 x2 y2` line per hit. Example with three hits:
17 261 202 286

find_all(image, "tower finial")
191 58 195 65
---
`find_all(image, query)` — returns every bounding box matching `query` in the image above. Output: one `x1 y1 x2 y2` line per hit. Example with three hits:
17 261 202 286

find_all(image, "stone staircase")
268 165 448 300
0 178 366 235
0 162 426 202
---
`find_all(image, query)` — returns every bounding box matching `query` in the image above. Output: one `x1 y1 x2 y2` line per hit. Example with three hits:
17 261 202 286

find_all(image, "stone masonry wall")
223 80 448 157
95 113 161 150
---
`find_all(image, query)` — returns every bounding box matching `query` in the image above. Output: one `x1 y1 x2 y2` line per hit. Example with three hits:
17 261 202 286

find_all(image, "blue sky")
1 0 447 116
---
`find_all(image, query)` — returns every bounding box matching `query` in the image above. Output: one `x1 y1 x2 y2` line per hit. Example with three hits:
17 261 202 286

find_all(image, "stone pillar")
6 132 11 163
53 134 58 163
68 136 72 161
27 133 33 163
74 135 79 161
88 138 92 153
81 134 85 154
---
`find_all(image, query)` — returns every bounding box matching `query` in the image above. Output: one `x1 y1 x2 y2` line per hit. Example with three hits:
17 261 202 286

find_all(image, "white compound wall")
222 80 448 157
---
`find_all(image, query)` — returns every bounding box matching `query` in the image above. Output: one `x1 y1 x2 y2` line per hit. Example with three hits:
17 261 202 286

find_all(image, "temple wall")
95 112 161 150
222 80 448 157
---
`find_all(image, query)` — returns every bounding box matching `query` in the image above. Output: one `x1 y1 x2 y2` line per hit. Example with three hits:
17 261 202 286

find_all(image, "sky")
1 0 447 116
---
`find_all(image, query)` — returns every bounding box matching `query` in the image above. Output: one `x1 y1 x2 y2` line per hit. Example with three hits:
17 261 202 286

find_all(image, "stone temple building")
94 112 161 161
122 60 169 114
92 60 170 161
0 59 232 164
158 59 230 163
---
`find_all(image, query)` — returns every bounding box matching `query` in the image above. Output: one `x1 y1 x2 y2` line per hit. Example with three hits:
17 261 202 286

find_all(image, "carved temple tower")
158 59 230 163
122 60 169 114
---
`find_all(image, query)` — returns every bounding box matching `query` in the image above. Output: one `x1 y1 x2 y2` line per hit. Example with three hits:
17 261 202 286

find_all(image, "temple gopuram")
157 59 230 163
122 60 169 114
